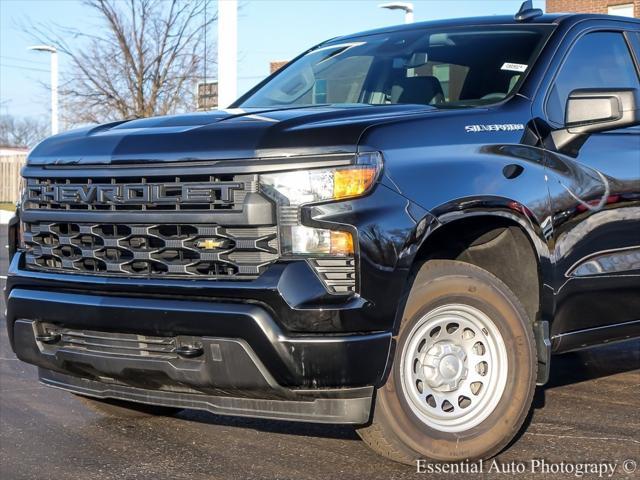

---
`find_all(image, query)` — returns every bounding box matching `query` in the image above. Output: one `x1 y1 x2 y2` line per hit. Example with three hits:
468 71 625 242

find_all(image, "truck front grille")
21 170 280 279
23 222 278 278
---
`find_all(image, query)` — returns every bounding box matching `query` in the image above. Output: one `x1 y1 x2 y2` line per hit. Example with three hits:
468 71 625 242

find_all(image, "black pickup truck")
5 2 640 465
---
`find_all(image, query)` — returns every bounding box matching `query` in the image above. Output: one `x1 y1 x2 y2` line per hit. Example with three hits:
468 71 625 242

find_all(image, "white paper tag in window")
501 62 528 73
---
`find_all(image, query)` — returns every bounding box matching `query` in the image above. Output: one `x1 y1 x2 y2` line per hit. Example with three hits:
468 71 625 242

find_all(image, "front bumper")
7 285 391 388
7 286 388 424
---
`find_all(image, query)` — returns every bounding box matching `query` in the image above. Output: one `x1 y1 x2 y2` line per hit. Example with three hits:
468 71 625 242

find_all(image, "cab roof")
329 13 639 43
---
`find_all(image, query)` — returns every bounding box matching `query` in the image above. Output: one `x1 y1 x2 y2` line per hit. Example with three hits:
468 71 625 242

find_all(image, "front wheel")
357 260 537 465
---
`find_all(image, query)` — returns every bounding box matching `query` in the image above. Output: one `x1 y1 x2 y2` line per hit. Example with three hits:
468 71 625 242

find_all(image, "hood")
27 104 436 166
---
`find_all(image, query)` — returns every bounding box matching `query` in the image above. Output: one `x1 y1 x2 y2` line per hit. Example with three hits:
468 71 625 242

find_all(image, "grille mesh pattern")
24 222 278 278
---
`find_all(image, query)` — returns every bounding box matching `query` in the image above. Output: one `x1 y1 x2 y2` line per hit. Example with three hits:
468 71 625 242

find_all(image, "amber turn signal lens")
334 167 378 200
330 230 354 256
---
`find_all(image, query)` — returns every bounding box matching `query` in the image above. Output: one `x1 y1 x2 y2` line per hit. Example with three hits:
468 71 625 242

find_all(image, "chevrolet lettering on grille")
28 182 244 206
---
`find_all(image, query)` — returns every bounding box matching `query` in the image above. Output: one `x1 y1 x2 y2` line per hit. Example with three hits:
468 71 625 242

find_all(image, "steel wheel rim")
400 303 509 432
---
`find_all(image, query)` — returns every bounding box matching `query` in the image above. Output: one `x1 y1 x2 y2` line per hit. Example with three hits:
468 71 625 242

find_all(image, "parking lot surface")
1 224 638 479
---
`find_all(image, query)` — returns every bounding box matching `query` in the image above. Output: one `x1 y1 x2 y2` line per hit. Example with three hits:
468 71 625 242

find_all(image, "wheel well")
414 216 541 324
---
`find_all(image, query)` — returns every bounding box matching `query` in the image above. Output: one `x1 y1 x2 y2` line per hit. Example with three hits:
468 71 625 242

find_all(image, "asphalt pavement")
0 224 638 480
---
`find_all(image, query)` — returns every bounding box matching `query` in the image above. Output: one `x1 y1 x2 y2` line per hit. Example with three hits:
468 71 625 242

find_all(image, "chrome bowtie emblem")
195 238 228 250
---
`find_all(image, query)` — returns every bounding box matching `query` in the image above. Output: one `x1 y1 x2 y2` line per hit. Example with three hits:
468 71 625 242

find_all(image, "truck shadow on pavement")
509 339 640 453
544 339 640 389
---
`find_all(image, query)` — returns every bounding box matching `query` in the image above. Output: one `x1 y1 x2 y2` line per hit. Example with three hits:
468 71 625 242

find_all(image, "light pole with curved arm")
379 2 414 23
28 45 58 135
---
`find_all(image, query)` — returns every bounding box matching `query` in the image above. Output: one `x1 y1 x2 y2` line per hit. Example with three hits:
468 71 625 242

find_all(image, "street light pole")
50 51 58 134
379 2 414 23
28 45 58 135
217 0 238 109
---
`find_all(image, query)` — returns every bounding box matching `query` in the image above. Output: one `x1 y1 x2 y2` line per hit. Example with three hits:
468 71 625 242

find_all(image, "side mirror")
565 88 640 133
551 88 640 154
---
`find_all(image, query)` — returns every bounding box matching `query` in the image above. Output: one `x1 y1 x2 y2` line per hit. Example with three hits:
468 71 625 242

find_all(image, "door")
542 29 640 338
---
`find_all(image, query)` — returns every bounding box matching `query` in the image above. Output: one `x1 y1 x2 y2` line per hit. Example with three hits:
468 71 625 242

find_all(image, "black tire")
357 260 537 465
74 394 183 418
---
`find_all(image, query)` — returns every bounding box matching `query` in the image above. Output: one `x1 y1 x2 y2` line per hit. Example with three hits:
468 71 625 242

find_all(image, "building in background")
546 0 638 17
197 82 219 110
270 61 288 74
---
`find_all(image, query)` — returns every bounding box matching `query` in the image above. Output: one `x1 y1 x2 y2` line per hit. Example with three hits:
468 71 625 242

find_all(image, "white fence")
0 154 27 203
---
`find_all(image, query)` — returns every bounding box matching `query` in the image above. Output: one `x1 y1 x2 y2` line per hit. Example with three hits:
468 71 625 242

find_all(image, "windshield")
239 25 553 109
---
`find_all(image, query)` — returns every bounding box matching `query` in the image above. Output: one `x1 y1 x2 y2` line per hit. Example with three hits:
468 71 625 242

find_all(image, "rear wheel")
357 260 537 464
74 395 182 418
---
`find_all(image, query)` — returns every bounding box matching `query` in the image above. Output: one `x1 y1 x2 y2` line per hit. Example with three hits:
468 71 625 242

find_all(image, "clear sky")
0 0 545 124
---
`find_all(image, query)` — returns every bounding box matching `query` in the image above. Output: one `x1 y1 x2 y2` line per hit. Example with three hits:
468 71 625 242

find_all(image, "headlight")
260 152 382 256
260 151 382 206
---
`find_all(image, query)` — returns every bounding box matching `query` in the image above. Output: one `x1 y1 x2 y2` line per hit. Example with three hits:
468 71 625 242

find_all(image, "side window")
627 32 640 75
546 32 640 125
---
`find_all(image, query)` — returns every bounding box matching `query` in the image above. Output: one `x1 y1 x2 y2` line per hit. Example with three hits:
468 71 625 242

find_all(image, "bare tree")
0 115 49 148
29 0 217 125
